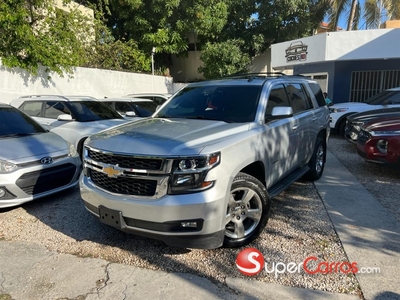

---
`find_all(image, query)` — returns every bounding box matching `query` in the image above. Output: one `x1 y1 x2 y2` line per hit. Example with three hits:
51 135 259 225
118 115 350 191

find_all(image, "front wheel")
304 137 326 181
223 172 270 248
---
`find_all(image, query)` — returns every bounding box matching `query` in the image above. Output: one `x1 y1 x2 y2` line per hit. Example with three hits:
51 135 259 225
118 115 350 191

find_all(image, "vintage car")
357 116 400 164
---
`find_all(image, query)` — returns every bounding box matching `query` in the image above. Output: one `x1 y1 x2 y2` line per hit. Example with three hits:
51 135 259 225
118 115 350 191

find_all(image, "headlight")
169 153 220 194
330 108 349 113
0 159 18 173
68 142 79 157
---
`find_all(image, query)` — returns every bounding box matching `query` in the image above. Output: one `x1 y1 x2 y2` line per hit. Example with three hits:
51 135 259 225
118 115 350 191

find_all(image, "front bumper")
0 157 81 209
357 137 400 164
80 174 230 249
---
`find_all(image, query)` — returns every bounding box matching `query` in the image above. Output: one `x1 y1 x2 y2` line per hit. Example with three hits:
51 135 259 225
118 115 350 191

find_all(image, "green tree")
198 40 251 79
327 0 400 31
0 0 92 76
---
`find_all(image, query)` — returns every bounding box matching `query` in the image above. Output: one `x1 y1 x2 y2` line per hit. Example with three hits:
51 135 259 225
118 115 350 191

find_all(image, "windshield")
154 85 262 123
132 101 158 117
68 101 124 122
364 91 398 105
0 106 46 137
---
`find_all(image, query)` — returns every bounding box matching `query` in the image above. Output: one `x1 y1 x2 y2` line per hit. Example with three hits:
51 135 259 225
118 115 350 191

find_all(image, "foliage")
0 0 92 76
84 21 150 72
198 40 251 79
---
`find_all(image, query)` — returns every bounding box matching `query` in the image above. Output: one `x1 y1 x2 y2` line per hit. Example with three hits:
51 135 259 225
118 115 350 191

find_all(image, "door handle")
292 124 299 131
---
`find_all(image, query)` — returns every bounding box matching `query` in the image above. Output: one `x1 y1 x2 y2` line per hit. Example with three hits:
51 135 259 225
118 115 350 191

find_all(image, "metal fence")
349 70 400 102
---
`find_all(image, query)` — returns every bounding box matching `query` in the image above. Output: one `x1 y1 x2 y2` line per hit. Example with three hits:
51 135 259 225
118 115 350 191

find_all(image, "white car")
99 97 158 119
125 93 172 106
10 95 130 156
0 103 81 208
329 87 400 136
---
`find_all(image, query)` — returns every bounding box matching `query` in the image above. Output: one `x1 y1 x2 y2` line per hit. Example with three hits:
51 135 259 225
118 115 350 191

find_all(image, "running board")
268 166 310 198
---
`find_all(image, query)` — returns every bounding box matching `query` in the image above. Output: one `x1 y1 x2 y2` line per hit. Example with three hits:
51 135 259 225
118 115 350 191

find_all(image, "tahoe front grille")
16 164 77 195
87 149 162 170
89 169 157 196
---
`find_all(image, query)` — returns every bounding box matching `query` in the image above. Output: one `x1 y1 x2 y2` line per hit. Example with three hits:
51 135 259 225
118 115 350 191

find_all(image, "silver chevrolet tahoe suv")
80 73 330 249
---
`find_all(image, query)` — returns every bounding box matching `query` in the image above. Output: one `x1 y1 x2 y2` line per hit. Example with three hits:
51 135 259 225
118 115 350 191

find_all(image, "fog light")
0 188 5 198
376 139 388 154
181 222 197 228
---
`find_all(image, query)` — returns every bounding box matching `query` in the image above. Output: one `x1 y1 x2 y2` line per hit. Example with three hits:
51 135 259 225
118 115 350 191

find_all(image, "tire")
337 120 346 137
223 172 270 248
304 137 326 181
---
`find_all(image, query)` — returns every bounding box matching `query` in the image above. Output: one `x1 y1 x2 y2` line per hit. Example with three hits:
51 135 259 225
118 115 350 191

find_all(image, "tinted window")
155 85 262 123
381 92 400 105
66 101 124 122
132 101 158 117
266 84 290 117
0 106 46 137
20 101 42 117
286 83 311 114
115 102 134 114
45 101 71 119
308 82 326 107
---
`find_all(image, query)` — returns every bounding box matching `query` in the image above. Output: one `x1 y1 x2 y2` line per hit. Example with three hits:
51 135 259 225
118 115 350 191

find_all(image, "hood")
331 102 369 109
83 119 130 131
0 132 70 163
86 118 250 156
349 109 400 122
364 118 400 132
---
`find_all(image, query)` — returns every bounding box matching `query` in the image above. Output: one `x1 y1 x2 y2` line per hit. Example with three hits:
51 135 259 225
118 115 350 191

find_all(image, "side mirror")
57 114 73 121
125 111 137 117
266 106 294 121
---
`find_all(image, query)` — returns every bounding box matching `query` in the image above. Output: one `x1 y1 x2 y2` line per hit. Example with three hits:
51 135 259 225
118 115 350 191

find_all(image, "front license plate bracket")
98 206 123 229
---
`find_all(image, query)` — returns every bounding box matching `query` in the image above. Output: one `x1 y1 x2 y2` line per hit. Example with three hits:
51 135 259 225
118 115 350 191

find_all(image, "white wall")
0 63 179 104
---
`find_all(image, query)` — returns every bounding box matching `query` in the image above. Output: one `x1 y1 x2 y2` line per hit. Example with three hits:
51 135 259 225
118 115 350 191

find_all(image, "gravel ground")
2 135 398 297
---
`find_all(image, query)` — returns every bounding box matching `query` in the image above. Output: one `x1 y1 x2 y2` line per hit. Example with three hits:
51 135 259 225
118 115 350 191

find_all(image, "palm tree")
327 0 400 31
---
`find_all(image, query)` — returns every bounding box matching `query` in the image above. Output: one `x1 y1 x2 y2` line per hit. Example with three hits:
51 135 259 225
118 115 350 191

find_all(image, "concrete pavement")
0 150 399 300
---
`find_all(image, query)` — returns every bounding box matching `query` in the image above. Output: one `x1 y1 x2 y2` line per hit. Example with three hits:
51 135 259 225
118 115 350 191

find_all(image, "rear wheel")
304 137 326 181
223 172 270 248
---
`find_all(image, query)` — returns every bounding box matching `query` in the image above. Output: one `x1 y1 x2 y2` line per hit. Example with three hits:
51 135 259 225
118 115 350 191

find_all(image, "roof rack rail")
221 72 287 79
19 94 70 100
65 95 99 101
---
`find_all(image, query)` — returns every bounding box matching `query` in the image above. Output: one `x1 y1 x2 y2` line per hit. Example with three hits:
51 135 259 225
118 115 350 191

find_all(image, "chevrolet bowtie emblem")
102 166 122 177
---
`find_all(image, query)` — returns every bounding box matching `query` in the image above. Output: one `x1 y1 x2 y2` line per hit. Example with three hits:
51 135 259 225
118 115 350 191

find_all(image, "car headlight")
169 153 220 194
0 159 18 173
68 142 79 157
330 107 349 113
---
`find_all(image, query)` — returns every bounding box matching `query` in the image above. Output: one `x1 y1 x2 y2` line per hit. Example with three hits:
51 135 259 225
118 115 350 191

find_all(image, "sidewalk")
0 150 399 300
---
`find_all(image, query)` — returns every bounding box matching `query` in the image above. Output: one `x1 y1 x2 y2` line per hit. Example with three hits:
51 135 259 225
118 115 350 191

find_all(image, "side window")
45 101 70 119
286 83 311 114
20 101 42 117
115 102 132 113
265 84 290 117
308 82 326 107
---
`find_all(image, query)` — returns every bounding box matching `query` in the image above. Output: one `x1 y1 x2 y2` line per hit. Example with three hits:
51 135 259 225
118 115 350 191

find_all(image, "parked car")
329 87 400 136
80 73 330 249
357 116 400 165
10 95 130 157
100 97 158 118
125 93 172 106
0 103 81 208
345 107 400 143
